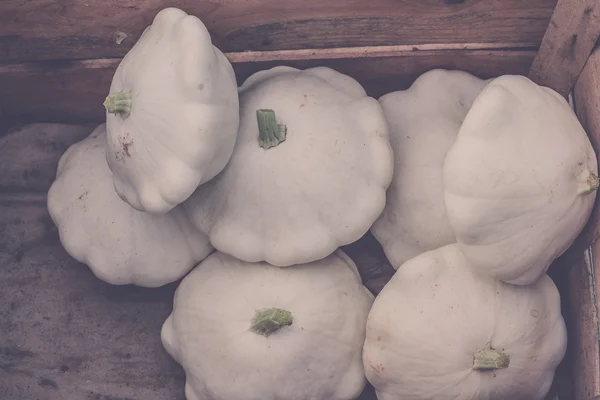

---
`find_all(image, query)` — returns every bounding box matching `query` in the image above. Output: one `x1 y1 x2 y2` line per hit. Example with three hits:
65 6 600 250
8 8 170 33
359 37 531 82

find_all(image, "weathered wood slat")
573 47 600 254
0 201 188 400
529 0 600 97
0 48 537 127
575 47 600 157
0 0 556 64
569 249 600 400
571 47 600 400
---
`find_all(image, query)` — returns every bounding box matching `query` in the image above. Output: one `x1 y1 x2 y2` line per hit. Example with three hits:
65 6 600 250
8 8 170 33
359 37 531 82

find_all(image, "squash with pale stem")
372 69 487 269
443 75 599 285
363 244 567 400
183 66 394 267
161 250 374 400
47 124 213 288
104 7 239 214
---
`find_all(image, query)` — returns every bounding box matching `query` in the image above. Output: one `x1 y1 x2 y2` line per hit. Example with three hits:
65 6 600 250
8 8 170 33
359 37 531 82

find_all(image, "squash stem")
472 342 510 371
577 170 600 195
257 109 287 149
250 307 293 337
104 91 132 119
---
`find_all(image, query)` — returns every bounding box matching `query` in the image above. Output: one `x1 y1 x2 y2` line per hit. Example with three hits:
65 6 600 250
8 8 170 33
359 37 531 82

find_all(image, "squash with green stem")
104 7 239 214
363 244 567 400
183 66 394 267
443 75 598 285
161 250 374 400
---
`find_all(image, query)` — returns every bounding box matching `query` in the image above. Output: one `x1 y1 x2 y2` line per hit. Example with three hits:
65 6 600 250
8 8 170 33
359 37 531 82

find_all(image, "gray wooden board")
0 200 187 400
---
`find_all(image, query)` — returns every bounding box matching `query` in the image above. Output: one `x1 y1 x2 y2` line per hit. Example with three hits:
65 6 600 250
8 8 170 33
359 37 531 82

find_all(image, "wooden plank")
568 248 600 400
0 0 554 64
575 47 600 163
0 200 188 400
529 0 600 97
0 47 537 126
572 47 600 400
572 47 600 253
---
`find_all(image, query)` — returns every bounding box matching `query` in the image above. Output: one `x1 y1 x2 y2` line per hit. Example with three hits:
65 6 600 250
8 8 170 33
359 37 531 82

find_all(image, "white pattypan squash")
161 250 374 400
372 69 487 269
47 124 213 287
443 75 598 285
363 244 567 400
104 7 240 214
183 66 394 267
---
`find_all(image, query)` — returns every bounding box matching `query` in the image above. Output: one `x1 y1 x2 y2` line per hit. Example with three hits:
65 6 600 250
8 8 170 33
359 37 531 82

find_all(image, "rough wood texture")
0 123 576 400
0 0 555 64
529 0 600 97
0 48 537 127
567 248 600 400
573 47 600 257
0 202 187 400
572 46 600 400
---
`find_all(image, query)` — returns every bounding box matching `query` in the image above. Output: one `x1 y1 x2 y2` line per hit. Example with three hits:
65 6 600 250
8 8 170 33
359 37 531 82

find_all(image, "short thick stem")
257 109 287 149
104 91 132 119
577 170 600 195
472 342 510 371
250 307 293 337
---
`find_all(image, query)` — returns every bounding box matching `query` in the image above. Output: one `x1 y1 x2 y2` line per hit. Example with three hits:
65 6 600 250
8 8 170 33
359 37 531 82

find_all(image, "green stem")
250 307 293 337
472 342 510 371
104 91 132 119
257 109 287 149
577 170 600 195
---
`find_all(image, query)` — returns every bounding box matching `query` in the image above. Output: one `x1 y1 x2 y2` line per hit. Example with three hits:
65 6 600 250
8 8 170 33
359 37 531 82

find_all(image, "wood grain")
0 48 537 127
572 47 600 400
0 0 556 64
568 248 600 400
529 0 600 97
0 200 188 400
572 47 600 255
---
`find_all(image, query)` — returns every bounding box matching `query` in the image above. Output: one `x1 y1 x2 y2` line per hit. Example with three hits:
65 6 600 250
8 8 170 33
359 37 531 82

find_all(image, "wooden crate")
1 0 600 399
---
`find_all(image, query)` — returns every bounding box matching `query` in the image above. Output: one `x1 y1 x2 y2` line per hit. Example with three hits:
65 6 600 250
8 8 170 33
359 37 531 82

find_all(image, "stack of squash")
46 7 598 400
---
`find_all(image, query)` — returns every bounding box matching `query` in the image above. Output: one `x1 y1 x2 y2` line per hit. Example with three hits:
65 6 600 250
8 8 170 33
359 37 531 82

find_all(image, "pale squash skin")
183 66 394 267
47 124 213 288
363 244 567 400
443 75 598 285
161 250 374 400
372 69 487 269
104 8 240 214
